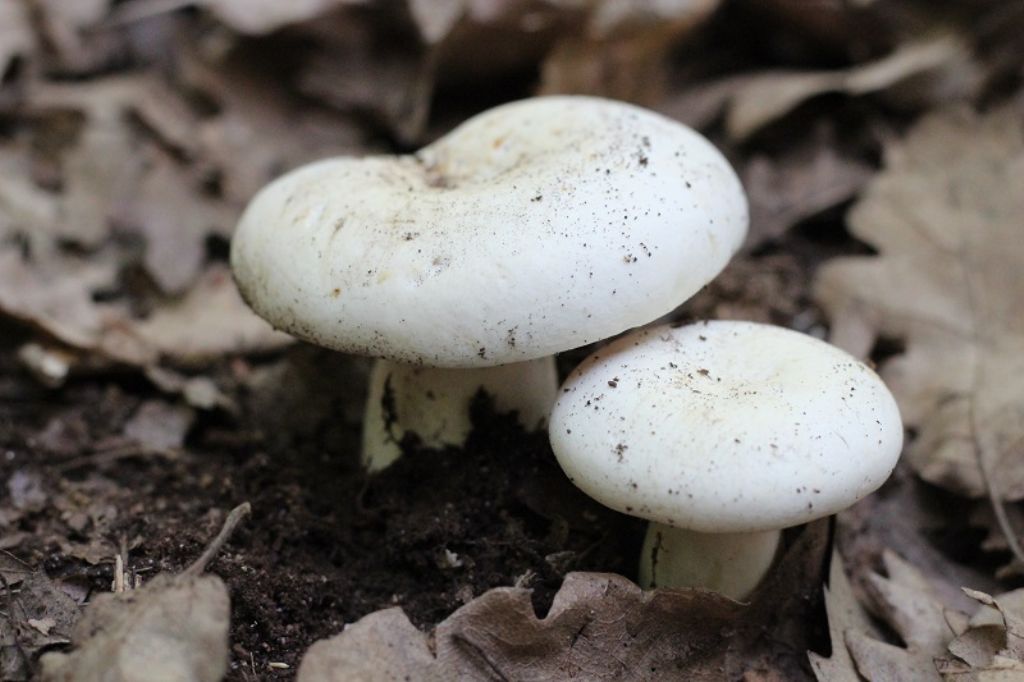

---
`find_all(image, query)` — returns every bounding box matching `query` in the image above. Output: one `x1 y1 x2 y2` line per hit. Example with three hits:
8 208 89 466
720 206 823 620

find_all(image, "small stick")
113 555 125 593
184 502 252 576
56 446 178 473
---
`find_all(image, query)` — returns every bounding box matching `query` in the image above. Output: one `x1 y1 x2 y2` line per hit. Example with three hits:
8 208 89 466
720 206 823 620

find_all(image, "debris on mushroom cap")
230 96 748 368
549 321 904 534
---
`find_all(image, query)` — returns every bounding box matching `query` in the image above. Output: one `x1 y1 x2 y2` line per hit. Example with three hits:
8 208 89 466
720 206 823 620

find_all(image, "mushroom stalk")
362 356 558 472
638 523 780 600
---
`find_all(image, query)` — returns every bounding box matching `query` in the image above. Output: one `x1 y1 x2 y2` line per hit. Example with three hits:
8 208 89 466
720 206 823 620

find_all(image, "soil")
0 228 834 679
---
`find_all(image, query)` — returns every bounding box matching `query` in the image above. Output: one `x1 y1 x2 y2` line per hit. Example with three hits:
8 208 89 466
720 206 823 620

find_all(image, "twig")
184 502 252 576
55 445 179 472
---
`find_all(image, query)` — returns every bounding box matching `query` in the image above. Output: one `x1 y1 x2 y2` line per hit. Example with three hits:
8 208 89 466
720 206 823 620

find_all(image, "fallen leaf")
7 470 47 513
134 265 293 366
298 521 829 680
815 106 1024 500
539 0 720 104
113 149 235 295
297 608 435 681
27 618 56 636
742 129 873 248
122 401 194 452
38 573 229 682
937 588 1024 679
843 551 963 681
296 12 434 144
809 549 879 682
0 572 79 681
180 46 367 204
726 35 973 141
0 0 33 82
144 366 236 412
0 247 157 366
838 466 1000 614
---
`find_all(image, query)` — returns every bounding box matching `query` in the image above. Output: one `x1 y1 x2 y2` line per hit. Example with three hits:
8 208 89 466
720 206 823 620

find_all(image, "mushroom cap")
549 321 903 533
230 96 747 367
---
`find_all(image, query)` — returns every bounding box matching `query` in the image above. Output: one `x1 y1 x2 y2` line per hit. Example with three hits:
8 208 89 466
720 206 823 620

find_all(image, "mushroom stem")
638 523 780 600
361 356 559 472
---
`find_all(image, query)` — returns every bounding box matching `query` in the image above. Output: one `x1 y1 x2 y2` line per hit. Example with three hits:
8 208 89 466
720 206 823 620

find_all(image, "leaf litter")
1 0 1023 680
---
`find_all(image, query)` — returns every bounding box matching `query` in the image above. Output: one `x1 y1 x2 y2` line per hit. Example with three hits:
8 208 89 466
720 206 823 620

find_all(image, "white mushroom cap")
230 96 747 368
549 321 903 533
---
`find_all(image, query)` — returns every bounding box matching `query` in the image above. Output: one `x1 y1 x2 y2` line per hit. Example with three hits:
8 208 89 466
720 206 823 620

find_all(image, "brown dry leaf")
122 401 195 452
180 46 366 204
38 573 229 682
1 572 80 681
742 129 873 248
299 521 829 680
144 366 236 412
726 35 973 141
296 11 435 144
937 588 1024 679
133 265 293 366
31 79 146 249
0 249 152 365
815 106 1024 501
33 0 119 73
0 251 287 369
0 0 34 76
297 608 435 681
843 551 964 681
839 467 1000 616
113 150 236 295
539 0 720 104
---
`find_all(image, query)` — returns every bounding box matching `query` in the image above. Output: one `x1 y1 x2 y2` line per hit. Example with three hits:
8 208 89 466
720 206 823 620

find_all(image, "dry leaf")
180 47 366 204
0 0 34 79
810 549 879 681
122 401 195 452
297 608 435 681
843 551 963 681
1 573 79 681
0 248 154 366
937 588 1024 679
838 467 1000 615
539 0 719 104
38 573 229 682
726 35 972 141
299 521 829 680
296 12 434 144
113 150 235 295
133 265 293 366
742 130 873 248
815 107 1024 500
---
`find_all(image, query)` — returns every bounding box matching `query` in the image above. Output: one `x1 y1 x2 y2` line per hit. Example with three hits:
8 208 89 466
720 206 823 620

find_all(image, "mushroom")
548 320 903 599
231 96 748 471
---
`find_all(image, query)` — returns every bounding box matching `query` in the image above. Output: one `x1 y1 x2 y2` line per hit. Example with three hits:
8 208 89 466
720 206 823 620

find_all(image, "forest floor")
1 1 1023 680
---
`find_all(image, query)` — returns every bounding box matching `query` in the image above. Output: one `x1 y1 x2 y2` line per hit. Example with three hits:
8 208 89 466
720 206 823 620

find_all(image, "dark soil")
1 336 647 678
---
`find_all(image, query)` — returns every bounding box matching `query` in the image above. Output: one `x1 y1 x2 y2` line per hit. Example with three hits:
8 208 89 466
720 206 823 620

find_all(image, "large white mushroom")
231 96 748 470
549 320 903 599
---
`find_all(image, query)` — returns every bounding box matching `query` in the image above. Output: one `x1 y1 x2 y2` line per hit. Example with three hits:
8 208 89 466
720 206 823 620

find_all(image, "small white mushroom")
549 320 903 599
231 96 748 470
